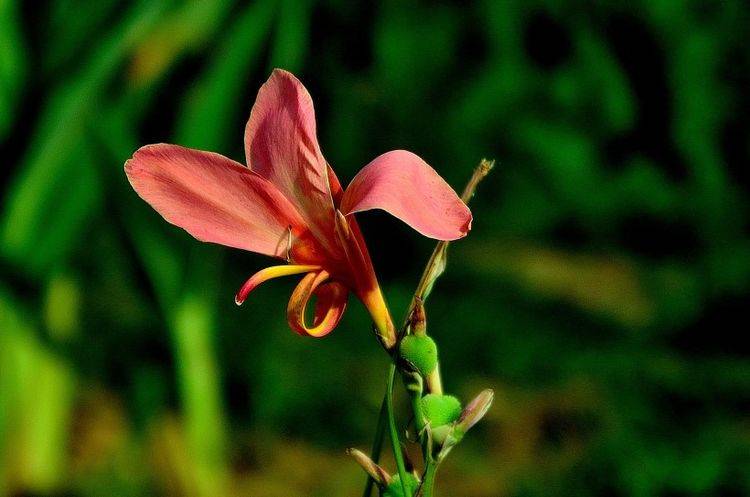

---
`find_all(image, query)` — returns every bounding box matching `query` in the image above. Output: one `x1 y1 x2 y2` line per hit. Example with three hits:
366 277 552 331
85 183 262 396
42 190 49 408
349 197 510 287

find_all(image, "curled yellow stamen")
287 271 349 337
235 264 321 305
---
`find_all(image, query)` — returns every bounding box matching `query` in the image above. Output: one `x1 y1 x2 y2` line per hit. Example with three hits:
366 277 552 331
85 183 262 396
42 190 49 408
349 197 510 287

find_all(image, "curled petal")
287 271 348 337
125 144 306 258
312 281 349 330
235 264 321 305
340 150 472 241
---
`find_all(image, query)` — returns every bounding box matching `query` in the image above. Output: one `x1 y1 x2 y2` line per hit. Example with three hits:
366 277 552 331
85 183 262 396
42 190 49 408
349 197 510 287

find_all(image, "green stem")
360 161 493 497
362 399 387 497
386 362 411 497
419 462 438 497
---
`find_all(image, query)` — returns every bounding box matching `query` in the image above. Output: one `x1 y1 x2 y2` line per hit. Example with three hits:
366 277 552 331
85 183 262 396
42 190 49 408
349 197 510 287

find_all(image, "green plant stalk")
362 160 494 497
362 399 388 497
405 162 493 478
170 281 228 497
419 461 438 497
386 362 411 497
408 379 426 433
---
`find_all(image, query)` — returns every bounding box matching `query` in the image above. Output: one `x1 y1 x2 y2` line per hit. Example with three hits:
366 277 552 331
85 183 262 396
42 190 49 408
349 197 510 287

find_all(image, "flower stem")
418 461 438 497
386 362 411 497
404 159 495 321
361 399 387 497
362 160 494 497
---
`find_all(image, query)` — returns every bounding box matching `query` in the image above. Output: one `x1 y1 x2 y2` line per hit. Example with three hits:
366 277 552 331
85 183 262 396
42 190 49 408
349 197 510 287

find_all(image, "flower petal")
340 150 472 241
334 211 396 350
235 264 321 305
244 69 339 254
125 144 307 258
287 270 348 337
312 281 349 332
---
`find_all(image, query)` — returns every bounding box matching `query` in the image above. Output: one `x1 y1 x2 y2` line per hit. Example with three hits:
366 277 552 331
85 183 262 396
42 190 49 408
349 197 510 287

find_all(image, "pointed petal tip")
125 143 170 166
450 211 473 240
270 67 295 78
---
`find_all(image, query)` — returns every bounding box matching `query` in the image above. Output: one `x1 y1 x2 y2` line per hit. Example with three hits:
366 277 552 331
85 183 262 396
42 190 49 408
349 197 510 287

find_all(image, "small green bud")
399 335 438 376
421 393 462 427
347 448 390 486
382 473 420 497
456 389 494 436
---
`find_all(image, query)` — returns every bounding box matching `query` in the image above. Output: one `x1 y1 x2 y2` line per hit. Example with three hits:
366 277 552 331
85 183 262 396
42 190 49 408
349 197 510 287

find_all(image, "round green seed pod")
383 473 420 497
399 335 438 376
421 394 462 427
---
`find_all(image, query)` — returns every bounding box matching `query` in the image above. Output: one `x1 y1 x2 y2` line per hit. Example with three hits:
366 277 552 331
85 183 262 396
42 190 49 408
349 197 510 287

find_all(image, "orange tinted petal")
286 271 348 337
334 212 396 349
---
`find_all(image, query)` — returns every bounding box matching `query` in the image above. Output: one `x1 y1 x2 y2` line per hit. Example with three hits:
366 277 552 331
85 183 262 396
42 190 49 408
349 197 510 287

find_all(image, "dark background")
1 1 749 496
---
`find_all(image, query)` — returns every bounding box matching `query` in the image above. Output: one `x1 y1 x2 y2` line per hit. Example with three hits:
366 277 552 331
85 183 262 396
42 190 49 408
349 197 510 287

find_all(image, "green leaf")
0 286 76 493
0 0 166 277
268 0 311 72
0 0 27 139
176 0 276 150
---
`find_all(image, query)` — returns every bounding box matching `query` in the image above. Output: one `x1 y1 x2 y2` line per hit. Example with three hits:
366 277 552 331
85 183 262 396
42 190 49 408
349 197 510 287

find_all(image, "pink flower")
125 69 470 349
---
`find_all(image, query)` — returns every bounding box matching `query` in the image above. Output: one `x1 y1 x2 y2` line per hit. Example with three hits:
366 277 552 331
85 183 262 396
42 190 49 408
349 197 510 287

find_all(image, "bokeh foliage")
1 1 749 496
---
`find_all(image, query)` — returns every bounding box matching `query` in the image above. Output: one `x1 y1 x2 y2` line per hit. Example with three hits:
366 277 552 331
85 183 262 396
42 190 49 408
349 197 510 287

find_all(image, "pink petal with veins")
244 69 339 254
340 150 472 241
125 143 306 258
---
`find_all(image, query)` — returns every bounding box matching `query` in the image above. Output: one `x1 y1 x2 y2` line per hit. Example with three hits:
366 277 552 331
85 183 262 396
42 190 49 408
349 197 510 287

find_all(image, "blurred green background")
2 1 750 496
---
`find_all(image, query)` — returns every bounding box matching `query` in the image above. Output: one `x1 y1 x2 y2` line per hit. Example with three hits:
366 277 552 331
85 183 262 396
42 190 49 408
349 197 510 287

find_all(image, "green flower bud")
382 473 420 497
347 448 390 486
421 393 462 427
399 335 438 376
455 389 494 436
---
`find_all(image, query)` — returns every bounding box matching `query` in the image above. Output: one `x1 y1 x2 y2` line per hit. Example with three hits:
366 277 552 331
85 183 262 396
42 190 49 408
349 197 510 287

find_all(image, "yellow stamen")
235 264 321 305
287 271 348 337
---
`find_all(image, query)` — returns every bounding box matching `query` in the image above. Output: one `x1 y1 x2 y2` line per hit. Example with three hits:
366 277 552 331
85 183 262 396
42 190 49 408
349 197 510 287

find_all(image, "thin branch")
387 363 411 497
403 159 495 331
